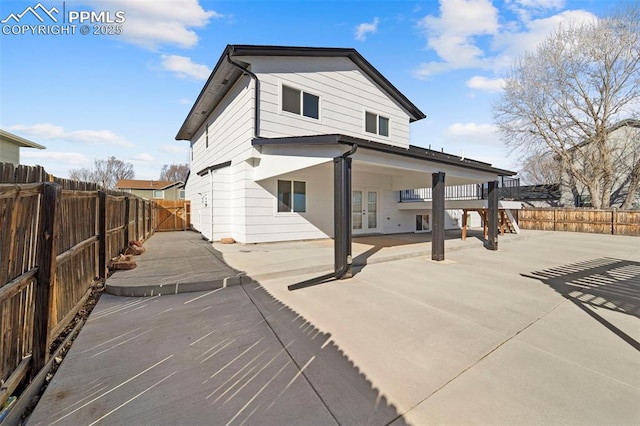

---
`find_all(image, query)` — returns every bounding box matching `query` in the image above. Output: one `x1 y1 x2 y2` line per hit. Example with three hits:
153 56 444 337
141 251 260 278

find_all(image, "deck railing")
399 177 520 202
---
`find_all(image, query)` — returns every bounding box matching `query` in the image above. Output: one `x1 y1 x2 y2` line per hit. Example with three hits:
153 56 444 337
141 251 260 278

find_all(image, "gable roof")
0 129 46 149
175 44 426 141
116 179 183 190
573 118 640 150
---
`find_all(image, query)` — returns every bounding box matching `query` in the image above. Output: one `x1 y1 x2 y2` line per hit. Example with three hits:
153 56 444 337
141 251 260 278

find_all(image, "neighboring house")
559 119 640 209
0 129 45 164
116 180 185 200
176 45 517 243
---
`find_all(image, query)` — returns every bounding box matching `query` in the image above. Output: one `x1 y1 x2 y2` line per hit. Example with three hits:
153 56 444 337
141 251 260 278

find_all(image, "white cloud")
355 17 379 41
414 0 597 78
417 0 498 74
445 122 498 139
160 144 189 154
7 123 134 148
22 151 89 166
129 153 155 163
87 0 221 49
466 76 505 92
161 54 210 80
494 10 597 60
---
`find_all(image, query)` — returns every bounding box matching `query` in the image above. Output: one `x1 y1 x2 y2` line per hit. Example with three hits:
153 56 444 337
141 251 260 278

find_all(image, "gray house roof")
0 129 46 149
175 44 426 141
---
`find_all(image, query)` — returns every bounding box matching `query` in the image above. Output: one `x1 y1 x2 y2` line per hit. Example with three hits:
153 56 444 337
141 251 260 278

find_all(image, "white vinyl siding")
185 75 255 241
247 56 411 148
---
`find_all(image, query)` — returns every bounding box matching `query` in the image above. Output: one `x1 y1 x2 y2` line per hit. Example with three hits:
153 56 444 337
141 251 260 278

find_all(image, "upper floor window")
153 189 164 199
282 85 319 119
365 112 389 137
179 189 186 199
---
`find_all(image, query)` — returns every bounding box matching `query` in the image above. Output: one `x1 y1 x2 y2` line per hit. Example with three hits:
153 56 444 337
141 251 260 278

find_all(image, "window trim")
276 179 307 214
280 82 321 121
364 111 390 137
153 189 165 199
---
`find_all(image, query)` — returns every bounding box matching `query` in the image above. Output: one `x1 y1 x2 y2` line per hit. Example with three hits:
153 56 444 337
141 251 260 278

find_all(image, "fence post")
32 182 61 377
124 195 130 245
98 191 107 281
611 208 616 235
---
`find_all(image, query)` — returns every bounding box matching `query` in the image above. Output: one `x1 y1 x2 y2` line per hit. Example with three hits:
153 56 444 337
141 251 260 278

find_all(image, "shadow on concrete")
288 230 489 290
239 276 409 425
524 257 640 351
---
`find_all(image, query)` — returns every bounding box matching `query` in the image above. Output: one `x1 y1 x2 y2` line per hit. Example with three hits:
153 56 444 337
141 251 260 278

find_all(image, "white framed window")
179 189 186 199
277 179 306 213
153 189 164 199
281 84 319 119
415 214 430 232
365 111 389 137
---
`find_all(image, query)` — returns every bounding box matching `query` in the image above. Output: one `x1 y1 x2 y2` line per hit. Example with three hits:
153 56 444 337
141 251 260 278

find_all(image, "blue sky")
0 0 612 179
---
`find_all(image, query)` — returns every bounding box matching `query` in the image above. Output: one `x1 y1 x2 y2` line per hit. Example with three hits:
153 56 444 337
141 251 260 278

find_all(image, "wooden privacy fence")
518 208 640 236
0 168 155 408
154 199 191 231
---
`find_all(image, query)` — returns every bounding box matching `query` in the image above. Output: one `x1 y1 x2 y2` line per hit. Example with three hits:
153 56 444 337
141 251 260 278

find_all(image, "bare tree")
68 156 135 190
494 5 640 208
518 152 562 185
159 163 189 182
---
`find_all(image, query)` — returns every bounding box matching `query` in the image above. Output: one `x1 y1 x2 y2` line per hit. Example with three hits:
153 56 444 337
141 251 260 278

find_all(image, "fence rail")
518 208 640 236
0 163 156 408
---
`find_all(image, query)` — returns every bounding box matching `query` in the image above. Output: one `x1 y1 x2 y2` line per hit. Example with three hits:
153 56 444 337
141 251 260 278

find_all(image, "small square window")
282 85 319 120
277 180 306 213
179 189 186 199
153 190 164 199
365 112 389 136
282 85 301 115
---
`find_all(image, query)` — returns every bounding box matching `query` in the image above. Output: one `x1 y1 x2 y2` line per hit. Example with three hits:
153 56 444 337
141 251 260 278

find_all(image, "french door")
352 189 379 233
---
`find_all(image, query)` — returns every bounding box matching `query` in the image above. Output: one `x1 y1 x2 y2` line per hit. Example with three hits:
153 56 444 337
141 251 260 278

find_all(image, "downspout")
226 50 260 138
209 169 214 241
334 143 358 279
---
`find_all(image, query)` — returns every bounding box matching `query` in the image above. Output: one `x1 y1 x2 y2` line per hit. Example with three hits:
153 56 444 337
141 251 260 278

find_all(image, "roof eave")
252 134 516 176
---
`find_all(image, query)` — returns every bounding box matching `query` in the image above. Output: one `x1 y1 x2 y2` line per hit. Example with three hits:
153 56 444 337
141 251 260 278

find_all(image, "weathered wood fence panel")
0 162 157 407
518 208 640 236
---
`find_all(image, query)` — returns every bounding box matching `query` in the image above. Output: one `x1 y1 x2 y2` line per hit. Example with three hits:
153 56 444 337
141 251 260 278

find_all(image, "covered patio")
252 134 517 279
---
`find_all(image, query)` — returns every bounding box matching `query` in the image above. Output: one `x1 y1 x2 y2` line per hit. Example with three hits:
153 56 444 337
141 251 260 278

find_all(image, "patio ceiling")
252 138 506 189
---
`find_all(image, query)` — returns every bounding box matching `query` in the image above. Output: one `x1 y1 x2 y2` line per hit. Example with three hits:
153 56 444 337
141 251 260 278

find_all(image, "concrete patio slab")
28 230 640 425
234 231 640 425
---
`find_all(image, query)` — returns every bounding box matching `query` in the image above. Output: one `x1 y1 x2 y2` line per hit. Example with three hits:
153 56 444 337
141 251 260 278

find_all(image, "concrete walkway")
28 230 640 425
105 231 243 296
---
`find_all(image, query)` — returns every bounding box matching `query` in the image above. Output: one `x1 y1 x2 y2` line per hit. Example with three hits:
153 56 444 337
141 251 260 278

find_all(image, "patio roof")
251 134 516 188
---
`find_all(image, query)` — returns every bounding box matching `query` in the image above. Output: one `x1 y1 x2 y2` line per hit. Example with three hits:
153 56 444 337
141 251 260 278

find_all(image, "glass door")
352 189 378 233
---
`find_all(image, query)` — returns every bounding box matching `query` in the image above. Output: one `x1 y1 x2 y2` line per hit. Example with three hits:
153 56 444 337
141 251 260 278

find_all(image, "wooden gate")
154 200 191 231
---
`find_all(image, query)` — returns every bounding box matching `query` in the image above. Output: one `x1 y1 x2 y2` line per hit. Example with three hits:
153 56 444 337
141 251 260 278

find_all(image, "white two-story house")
176 45 516 244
